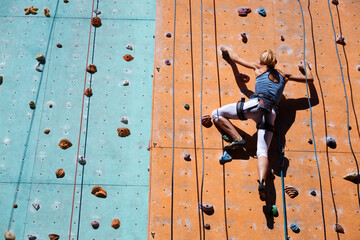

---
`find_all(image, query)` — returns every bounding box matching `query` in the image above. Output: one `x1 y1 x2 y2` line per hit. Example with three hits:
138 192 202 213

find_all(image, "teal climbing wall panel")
0 0 155 239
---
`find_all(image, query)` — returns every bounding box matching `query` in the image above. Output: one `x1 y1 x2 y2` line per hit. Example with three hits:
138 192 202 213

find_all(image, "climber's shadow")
220 52 319 228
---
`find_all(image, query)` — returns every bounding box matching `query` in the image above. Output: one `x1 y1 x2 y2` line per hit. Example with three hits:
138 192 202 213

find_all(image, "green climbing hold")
184 104 190 110
268 205 278 217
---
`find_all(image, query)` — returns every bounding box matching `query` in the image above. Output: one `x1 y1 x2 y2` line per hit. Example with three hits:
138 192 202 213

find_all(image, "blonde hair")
260 49 277 68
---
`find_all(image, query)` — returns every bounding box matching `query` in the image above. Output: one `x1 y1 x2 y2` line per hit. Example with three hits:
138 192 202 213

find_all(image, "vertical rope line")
170 0 177 238
187 0 203 238
76 1 100 239
325 0 360 207
297 1 327 239
199 0 206 238
68 0 96 239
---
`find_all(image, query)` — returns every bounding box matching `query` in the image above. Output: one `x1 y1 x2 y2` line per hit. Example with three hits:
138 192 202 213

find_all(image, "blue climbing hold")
219 151 232 165
290 223 300 233
310 190 316 196
258 8 266 17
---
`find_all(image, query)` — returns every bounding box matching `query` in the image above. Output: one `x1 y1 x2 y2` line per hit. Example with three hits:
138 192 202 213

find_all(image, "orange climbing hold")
55 169 65 178
284 185 299 198
86 64 97 74
123 54 134 62
84 88 93 97
117 127 131 137
111 219 121 229
91 17 102 27
44 129 50 134
48 234 60 240
58 139 72 150
91 185 108 198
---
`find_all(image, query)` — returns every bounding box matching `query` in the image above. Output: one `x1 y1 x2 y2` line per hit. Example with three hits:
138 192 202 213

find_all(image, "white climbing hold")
122 80 129 86
126 44 133 50
93 9 101 15
35 62 43 72
121 116 128 124
78 156 86 165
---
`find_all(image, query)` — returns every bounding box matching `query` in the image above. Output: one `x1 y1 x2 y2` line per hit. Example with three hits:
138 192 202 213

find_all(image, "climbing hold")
91 186 107 198
94 9 102 15
269 205 278 217
13 204 18 208
219 151 232 165
0 75 3 85
91 221 100 229
35 62 43 72
32 202 40 211
49 104 53 108
290 223 300 233
123 54 134 62
4 232 15 240
281 36 285 41
241 32 248 43
166 33 172 38
48 234 59 240
326 137 337 149
184 104 190 110
308 138 313 144
336 35 345 46
184 152 191 161
86 64 97 74
310 190 316 196
343 172 360 183
284 185 299 198
332 0 339 5
335 223 344 234
202 115 213 128
64 0 69 3
29 101 36 110
258 8 266 17
24 6 38 15
27 234 37 240
43 8 50 17
165 59 171 66
199 203 214 215
111 219 121 229
55 169 65 178
35 54 45 63
44 129 50 134
151 231 155 238
349 125 352 130
58 139 72 150
91 17 102 27
358 66 360 71
237 7 251 17
204 224 211 230
146 140 151 151
84 88 93 97
125 44 133 50
156 66 160 72
78 156 86 165
122 80 129 86
56 43 62 48
121 116 128 124
117 127 130 137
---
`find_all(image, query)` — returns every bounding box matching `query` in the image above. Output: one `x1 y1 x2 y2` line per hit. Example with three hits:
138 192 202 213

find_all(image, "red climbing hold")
165 59 171 66
84 88 93 97
91 221 100 229
91 17 102 27
237 7 251 17
241 32 248 43
201 115 213 128
123 54 134 62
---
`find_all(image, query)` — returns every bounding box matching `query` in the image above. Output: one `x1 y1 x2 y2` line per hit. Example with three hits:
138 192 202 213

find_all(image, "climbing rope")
170 0 177 238
68 0 96 239
297 0 327 239
75 1 100 239
325 0 360 208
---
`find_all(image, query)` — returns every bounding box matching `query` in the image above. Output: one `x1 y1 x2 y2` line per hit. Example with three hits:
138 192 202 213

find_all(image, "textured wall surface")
0 0 155 239
149 0 359 239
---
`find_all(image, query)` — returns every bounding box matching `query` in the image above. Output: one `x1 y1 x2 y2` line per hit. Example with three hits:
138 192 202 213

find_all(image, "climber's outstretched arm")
220 46 260 70
284 60 314 82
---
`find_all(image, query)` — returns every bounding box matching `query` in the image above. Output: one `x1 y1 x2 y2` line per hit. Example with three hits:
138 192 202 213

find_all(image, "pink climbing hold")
237 7 251 17
165 60 171 66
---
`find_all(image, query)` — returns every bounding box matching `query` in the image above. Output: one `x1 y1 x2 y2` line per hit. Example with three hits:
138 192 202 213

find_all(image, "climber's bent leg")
212 103 242 141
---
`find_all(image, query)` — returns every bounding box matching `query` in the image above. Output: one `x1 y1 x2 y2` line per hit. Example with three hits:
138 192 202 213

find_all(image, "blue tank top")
253 69 285 106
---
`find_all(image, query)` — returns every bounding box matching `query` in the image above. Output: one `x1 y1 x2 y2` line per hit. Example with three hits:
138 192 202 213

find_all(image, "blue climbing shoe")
223 139 246 151
258 179 266 201
219 151 232 165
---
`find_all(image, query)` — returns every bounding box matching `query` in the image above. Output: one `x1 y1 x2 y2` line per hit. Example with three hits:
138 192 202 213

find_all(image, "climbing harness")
236 98 247 120
326 0 360 208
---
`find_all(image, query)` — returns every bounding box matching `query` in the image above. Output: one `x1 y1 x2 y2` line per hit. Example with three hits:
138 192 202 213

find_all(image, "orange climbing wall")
149 0 360 239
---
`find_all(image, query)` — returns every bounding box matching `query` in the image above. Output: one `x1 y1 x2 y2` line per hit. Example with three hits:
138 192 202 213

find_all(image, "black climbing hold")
184 152 191 161
348 125 352 130
204 224 211 230
308 138 313 144
237 7 251 17
335 223 344 234
290 223 300 233
29 101 36 109
326 137 337 149
336 35 345 46
184 104 190 110
32 202 40 211
280 36 285 41
0 75 3 85
199 202 214 215
310 190 316 196
332 0 339 5
57 43 62 48
151 232 155 238
343 172 360 183
166 33 172 38
13 204 18 208
219 151 232 165
241 32 248 43
78 156 86 165
165 59 171 66
27 234 37 240
258 8 266 17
